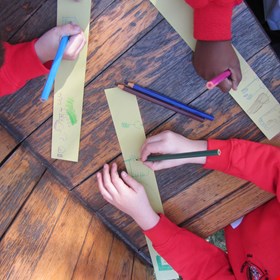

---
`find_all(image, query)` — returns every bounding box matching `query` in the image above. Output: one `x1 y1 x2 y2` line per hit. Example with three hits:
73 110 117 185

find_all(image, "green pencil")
145 149 221 162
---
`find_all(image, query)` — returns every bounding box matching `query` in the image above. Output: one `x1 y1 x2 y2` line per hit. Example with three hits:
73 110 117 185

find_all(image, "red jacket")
185 0 243 40
0 40 49 97
145 139 280 279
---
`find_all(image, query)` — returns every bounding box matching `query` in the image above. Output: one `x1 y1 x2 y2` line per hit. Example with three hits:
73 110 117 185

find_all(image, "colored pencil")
127 82 214 121
145 149 221 162
117 84 204 122
41 36 69 102
206 70 231 90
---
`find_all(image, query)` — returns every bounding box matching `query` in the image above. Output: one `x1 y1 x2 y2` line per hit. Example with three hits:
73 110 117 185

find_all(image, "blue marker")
41 36 69 102
127 82 214 121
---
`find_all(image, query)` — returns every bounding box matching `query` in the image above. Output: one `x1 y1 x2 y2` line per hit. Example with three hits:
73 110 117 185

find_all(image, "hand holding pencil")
193 40 242 92
140 130 211 171
36 24 86 102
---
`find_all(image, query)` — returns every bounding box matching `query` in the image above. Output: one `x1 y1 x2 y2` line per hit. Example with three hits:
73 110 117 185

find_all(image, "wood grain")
72 215 114 280
0 125 17 163
0 172 68 280
30 196 92 280
0 146 45 238
131 256 154 280
104 237 134 279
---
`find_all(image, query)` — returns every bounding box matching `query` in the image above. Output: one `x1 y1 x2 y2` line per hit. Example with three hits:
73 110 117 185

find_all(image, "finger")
141 141 164 161
121 171 143 192
229 66 242 91
97 172 113 202
64 32 86 60
102 164 119 196
143 159 182 171
59 23 82 37
110 163 127 193
218 78 232 93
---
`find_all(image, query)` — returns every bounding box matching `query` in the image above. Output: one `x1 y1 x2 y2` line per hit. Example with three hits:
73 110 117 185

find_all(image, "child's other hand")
141 130 207 170
97 163 159 231
193 40 242 92
35 23 86 64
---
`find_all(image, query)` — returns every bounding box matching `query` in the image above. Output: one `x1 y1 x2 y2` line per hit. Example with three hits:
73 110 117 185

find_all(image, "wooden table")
0 0 279 270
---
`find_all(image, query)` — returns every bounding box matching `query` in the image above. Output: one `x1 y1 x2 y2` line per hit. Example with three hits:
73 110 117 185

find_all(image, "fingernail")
121 171 127 177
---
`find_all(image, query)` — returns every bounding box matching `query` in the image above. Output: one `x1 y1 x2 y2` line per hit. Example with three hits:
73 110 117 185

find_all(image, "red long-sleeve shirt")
185 0 243 40
0 40 49 97
145 139 280 279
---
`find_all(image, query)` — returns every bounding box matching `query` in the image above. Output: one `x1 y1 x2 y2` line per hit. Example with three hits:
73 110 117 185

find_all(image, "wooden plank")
72 214 114 280
0 0 46 41
104 237 134 279
30 196 92 280
0 145 45 238
0 124 17 163
0 172 68 279
131 257 154 280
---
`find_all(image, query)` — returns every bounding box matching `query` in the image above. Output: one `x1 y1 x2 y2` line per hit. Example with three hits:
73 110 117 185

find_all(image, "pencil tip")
127 82 134 88
217 149 221 156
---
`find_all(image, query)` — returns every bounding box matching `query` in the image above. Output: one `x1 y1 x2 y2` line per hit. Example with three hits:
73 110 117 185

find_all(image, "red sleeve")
0 40 50 97
144 214 235 279
204 139 280 201
185 0 243 41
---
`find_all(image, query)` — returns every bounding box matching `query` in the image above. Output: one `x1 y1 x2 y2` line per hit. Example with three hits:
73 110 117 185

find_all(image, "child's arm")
185 0 243 92
97 163 235 279
205 138 280 200
141 130 208 170
141 130 280 200
0 23 85 97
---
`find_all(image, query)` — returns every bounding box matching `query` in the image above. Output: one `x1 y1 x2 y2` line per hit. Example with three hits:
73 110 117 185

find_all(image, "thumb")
229 66 242 91
58 23 82 37
121 171 143 192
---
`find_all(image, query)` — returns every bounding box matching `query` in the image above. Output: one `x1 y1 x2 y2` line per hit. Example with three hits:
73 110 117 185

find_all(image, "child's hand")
193 40 242 92
97 163 160 231
35 23 86 63
141 130 207 170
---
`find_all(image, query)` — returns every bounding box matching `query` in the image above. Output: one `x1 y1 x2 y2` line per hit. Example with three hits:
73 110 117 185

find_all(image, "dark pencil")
145 149 221 162
117 84 204 122
127 82 214 121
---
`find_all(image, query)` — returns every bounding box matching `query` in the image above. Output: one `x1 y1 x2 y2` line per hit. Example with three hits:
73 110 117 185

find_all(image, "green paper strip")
105 88 179 280
51 0 91 162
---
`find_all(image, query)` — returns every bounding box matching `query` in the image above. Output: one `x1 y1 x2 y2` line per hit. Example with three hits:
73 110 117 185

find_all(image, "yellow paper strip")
51 0 91 162
105 88 179 280
150 0 280 139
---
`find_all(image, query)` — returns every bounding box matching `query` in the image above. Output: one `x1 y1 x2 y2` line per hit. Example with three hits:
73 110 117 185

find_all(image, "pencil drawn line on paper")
259 106 280 130
120 121 143 130
247 93 270 114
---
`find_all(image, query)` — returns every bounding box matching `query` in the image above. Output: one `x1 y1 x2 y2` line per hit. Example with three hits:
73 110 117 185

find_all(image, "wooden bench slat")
0 146 45 238
0 125 17 163
104 237 134 279
30 196 92 280
72 215 114 280
0 172 68 279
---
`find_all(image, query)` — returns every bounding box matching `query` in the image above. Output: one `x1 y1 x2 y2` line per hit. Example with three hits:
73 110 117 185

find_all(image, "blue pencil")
41 36 69 102
127 82 214 121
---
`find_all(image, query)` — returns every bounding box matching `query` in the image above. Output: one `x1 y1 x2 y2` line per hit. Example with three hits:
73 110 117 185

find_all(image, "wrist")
133 208 160 231
178 139 207 165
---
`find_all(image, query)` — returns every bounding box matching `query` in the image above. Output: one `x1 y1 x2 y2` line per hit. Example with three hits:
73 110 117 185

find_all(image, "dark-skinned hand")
193 40 242 92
